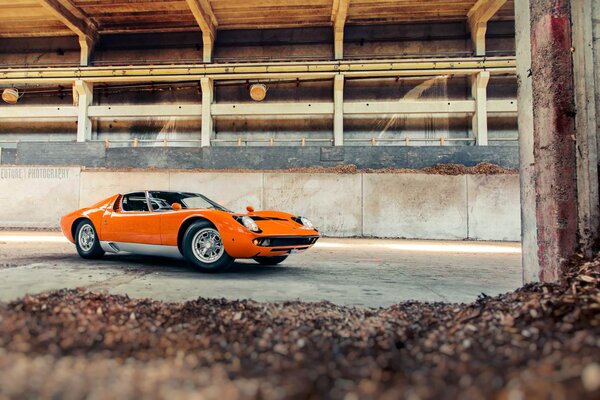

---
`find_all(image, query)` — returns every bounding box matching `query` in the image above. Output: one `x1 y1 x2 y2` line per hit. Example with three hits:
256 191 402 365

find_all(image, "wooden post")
333 75 344 146
467 0 508 56
472 71 490 145
73 80 93 142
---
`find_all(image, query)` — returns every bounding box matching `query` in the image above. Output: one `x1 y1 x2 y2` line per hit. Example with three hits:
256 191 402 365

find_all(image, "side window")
148 191 177 212
121 192 149 212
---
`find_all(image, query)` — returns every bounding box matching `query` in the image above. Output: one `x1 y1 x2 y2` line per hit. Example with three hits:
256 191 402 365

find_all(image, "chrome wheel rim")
78 224 95 252
191 228 224 263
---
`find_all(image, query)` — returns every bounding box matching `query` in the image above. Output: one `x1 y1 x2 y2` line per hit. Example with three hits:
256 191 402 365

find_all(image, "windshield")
148 191 230 212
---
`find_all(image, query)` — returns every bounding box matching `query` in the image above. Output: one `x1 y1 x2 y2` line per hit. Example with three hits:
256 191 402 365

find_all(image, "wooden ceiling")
0 0 515 37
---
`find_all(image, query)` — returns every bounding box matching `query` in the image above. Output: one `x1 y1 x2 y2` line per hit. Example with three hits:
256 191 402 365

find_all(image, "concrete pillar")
200 77 213 147
516 0 579 282
74 80 93 142
333 75 344 146
472 71 490 145
571 0 600 258
515 0 540 283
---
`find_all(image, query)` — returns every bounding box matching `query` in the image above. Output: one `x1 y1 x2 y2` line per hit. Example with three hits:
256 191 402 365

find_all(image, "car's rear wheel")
75 220 104 259
253 255 288 265
183 221 234 273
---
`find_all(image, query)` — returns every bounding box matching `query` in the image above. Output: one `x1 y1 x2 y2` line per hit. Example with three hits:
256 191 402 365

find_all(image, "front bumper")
252 235 320 256
222 228 320 258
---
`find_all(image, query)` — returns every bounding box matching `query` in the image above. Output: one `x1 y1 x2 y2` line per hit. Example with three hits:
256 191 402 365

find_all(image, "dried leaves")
0 256 598 399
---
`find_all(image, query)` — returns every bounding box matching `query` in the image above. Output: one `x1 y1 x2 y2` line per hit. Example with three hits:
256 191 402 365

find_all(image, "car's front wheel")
253 255 288 265
183 221 234 273
75 220 104 259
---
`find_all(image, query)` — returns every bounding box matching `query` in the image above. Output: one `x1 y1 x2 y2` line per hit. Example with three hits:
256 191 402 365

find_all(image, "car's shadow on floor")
33 252 297 277
96 254 291 277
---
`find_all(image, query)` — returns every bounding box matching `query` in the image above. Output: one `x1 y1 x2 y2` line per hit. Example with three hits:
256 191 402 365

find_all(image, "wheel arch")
71 217 95 241
177 216 216 254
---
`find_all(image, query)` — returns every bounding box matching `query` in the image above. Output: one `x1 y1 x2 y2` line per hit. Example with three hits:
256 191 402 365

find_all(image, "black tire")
182 220 234 273
253 255 288 265
75 220 104 259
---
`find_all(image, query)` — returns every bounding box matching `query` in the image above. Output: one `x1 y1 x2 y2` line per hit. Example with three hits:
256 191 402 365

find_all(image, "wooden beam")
467 0 507 56
88 105 203 118
37 0 98 66
331 0 350 60
345 100 476 114
185 0 218 63
0 106 77 118
0 99 517 120
212 102 333 116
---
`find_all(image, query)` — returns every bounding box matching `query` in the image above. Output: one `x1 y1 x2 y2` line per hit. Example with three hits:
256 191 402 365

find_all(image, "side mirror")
246 205 255 213
171 203 182 211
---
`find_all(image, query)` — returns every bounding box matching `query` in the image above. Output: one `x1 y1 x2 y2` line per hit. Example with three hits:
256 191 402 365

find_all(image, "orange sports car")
60 191 320 272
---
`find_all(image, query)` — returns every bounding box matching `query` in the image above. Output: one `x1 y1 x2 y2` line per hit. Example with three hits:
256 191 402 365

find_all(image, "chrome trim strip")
100 241 183 258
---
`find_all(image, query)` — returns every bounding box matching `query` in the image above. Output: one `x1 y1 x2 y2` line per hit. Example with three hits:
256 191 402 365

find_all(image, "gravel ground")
0 256 598 400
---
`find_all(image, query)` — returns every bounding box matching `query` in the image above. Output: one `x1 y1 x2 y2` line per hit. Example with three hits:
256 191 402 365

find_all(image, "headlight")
241 216 260 232
299 217 315 229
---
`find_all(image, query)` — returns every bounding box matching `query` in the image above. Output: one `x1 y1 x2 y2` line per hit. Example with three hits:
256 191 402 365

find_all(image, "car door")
102 191 162 245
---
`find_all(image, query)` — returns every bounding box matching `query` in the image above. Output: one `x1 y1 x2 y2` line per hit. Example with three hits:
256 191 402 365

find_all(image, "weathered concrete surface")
362 174 468 239
515 0 540 283
594 1 600 147
0 148 16 164
3 168 521 240
2 144 520 170
0 233 522 306
467 175 520 241
169 172 262 213
16 142 106 168
263 173 362 236
0 166 80 228
528 0 578 282
571 0 600 258
79 171 170 207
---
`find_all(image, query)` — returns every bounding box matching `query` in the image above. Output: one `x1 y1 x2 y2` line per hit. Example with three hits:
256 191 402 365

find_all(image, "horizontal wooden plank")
0 0 514 37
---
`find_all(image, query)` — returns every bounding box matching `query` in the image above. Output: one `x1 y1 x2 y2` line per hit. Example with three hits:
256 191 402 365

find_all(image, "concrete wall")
0 166 521 241
363 174 468 239
2 143 519 170
0 166 80 228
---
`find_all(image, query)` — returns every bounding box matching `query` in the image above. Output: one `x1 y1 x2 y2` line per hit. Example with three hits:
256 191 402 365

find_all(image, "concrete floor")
0 232 522 307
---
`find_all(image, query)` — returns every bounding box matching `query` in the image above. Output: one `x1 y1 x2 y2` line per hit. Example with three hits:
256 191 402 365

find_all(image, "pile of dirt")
286 162 517 175
90 162 517 175
421 162 518 175
0 257 597 399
